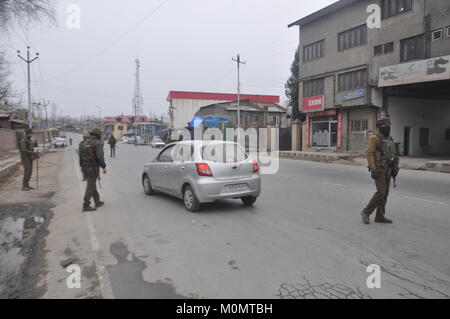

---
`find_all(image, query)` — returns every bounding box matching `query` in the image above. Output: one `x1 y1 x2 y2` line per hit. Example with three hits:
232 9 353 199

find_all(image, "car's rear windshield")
201 143 248 163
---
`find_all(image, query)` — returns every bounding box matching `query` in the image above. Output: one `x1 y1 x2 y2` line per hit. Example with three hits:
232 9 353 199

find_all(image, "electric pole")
96 106 101 124
18 46 39 129
232 54 246 130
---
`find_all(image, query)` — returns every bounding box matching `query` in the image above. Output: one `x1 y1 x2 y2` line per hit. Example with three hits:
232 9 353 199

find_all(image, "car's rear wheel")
183 185 200 212
143 175 155 195
241 196 257 206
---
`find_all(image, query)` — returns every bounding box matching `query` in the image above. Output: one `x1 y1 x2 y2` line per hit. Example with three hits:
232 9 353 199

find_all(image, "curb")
0 160 21 179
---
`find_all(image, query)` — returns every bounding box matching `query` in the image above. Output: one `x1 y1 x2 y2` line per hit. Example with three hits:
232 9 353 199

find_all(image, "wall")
0 129 17 151
389 96 450 155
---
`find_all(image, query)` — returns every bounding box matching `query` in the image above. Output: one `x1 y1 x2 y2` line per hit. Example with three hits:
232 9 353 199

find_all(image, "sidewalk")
278 151 450 174
0 147 59 180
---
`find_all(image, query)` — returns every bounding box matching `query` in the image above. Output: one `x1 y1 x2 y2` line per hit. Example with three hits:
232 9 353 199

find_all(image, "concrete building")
195 99 288 129
289 0 450 155
167 91 280 130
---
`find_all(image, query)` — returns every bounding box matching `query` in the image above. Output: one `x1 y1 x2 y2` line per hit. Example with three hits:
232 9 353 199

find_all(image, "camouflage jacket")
79 137 106 169
367 132 399 172
19 138 35 160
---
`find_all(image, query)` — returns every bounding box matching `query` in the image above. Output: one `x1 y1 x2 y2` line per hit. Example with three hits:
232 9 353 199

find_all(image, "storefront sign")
337 112 343 148
379 55 450 87
303 96 324 112
340 89 365 101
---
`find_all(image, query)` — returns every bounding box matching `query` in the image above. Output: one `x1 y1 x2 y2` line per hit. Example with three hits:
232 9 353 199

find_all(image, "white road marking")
323 181 348 188
402 195 447 206
71 148 114 299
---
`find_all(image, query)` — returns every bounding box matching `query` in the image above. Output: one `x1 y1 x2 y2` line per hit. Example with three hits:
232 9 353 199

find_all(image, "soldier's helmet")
82 131 90 138
25 128 33 135
377 117 391 127
91 128 102 137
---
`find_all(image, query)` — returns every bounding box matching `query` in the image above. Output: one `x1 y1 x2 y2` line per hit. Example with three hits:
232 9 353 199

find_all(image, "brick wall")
0 129 18 151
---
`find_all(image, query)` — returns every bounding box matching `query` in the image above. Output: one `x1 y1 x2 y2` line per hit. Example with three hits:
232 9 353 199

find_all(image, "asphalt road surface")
48 133 450 299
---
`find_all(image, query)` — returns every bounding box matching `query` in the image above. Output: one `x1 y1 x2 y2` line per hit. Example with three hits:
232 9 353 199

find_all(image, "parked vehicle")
150 136 165 148
54 137 67 148
142 140 261 212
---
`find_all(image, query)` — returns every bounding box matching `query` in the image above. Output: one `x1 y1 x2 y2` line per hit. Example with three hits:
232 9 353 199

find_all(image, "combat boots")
375 217 393 224
95 201 105 208
82 204 97 212
361 211 370 224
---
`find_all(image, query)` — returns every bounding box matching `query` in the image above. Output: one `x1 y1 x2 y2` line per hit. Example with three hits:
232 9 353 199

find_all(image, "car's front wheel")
143 175 155 195
183 185 200 212
241 196 257 207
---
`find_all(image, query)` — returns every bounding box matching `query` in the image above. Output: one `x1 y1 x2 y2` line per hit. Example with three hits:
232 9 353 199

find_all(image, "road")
44 133 450 299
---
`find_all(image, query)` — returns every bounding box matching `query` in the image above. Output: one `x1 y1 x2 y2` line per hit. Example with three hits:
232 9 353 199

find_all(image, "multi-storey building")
289 0 450 155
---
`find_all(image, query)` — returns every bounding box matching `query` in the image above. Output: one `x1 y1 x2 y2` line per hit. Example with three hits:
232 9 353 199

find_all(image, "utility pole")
96 106 101 125
18 46 39 129
232 54 246 130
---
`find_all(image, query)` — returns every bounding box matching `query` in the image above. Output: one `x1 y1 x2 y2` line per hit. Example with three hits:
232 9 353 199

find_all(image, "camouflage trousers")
82 168 100 206
22 158 33 188
363 170 391 219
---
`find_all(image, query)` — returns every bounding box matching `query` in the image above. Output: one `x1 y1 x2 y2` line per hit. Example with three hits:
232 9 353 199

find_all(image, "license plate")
225 184 248 192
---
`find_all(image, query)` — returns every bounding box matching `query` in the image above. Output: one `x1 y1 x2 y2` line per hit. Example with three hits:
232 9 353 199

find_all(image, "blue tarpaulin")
189 116 231 128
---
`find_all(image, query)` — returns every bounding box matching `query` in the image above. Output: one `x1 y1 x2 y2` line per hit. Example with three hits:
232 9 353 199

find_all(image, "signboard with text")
379 55 450 87
340 89 365 101
303 95 325 112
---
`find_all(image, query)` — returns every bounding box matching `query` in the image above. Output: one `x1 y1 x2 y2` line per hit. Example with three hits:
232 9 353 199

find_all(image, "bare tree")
0 0 55 32
0 52 11 105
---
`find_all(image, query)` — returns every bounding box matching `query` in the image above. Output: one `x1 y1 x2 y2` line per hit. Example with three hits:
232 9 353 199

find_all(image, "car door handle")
164 166 168 170
181 166 185 170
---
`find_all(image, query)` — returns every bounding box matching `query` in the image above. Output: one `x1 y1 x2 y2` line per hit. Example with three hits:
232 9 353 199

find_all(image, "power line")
44 0 170 82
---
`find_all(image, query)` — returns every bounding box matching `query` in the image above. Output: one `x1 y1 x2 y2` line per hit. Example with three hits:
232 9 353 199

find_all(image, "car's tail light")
252 161 259 173
196 163 213 177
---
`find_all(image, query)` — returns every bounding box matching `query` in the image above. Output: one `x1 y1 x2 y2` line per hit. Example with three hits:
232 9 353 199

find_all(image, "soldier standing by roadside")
19 128 39 191
361 117 399 224
79 128 107 212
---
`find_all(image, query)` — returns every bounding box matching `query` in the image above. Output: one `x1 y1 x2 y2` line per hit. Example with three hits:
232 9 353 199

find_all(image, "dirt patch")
0 202 54 299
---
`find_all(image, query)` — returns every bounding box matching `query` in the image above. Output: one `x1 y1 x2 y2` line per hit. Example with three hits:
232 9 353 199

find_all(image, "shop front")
305 110 343 149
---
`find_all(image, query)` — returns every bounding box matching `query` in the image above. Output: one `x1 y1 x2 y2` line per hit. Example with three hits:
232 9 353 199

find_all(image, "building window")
446 26 450 38
351 119 369 132
338 70 367 92
338 25 367 51
374 42 394 56
374 45 383 56
381 0 412 19
384 42 394 54
432 29 443 41
445 129 450 141
303 39 325 62
400 34 424 62
303 78 325 97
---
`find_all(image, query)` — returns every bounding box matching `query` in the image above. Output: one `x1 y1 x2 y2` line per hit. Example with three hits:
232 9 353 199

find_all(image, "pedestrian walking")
69 138 73 146
19 128 40 191
108 135 117 158
361 117 399 224
79 128 107 212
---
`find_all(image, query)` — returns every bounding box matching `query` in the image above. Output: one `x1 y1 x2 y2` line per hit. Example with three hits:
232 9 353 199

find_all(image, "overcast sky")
1 0 336 118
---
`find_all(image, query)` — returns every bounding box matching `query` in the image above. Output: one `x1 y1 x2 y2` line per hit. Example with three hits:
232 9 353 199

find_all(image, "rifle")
387 158 399 188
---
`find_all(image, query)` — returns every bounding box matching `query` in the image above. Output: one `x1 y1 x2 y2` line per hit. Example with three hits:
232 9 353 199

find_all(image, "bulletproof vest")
79 140 96 168
378 134 396 161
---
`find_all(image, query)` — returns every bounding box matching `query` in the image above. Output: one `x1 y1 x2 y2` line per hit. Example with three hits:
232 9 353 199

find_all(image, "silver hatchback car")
142 140 261 211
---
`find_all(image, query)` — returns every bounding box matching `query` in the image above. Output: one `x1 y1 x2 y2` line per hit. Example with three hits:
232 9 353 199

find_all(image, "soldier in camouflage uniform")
361 117 399 224
79 128 107 212
19 128 39 191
